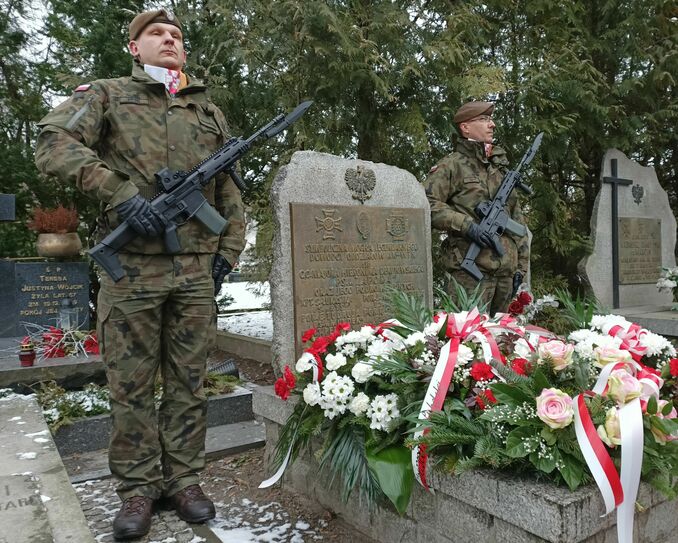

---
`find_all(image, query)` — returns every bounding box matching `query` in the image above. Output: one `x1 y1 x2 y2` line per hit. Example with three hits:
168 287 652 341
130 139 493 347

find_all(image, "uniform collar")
130 62 206 94
457 138 508 165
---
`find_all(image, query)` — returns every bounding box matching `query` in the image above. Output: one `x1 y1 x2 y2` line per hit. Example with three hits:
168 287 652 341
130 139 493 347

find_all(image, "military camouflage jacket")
34 62 245 266
424 138 529 276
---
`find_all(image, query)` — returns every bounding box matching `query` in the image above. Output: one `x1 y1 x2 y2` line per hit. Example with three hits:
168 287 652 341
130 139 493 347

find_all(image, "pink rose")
538 340 574 372
650 400 678 444
593 346 632 368
606 369 642 404
597 407 621 447
536 388 574 429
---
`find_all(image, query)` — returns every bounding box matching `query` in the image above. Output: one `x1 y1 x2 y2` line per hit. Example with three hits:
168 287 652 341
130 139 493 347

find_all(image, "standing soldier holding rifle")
424 101 530 315
34 9 245 539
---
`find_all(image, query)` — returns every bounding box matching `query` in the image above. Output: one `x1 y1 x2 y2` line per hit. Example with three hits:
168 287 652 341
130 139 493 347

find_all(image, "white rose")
514 338 532 359
295 352 315 373
456 344 474 366
302 382 321 406
325 352 347 371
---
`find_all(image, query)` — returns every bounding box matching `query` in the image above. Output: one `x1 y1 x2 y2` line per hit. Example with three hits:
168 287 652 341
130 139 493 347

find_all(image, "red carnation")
470 362 494 382
274 377 291 400
309 335 331 355
517 291 532 305
476 389 497 410
511 357 530 376
334 322 351 333
507 300 524 315
83 334 99 355
283 365 296 389
670 358 678 378
301 327 317 343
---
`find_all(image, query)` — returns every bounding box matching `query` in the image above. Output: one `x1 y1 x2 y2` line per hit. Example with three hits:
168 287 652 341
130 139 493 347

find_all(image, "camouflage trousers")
97 253 215 500
446 270 514 316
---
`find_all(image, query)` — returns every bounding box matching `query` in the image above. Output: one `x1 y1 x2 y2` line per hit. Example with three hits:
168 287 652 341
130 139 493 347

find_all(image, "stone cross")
0 194 16 221
602 159 632 308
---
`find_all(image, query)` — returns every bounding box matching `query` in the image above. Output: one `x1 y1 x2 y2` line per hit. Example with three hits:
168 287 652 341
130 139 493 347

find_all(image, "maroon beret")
453 101 495 123
129 9 182 40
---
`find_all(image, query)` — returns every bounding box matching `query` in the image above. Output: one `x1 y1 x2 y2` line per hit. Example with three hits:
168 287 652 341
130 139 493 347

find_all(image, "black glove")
115 195 167 237
464 222 492 248
512 271 524 297
212 254 232 296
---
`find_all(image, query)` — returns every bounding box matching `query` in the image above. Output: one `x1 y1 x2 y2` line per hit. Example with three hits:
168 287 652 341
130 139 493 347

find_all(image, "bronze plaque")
618 217 662 284
290 203 430 352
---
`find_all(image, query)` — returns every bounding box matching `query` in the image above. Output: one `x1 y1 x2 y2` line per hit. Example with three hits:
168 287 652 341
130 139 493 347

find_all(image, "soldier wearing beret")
34 9 245 539
424 101 529 315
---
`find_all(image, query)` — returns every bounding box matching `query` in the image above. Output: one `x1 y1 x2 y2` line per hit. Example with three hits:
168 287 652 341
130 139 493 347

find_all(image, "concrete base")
216 330 272 364
54 385 255 456
0 393 94 542
253 386 678 543
615 305 678 338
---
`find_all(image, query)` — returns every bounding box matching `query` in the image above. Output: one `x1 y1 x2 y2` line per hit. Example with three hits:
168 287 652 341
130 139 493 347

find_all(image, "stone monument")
270 151 432 374
582 149 676 309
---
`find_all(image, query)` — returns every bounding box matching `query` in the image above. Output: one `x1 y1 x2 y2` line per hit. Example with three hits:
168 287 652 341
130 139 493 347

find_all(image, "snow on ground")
217 282 273 341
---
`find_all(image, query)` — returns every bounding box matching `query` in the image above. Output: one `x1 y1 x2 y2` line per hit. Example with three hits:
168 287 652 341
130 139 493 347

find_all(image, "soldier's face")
461 115 495 143
128 23 186 71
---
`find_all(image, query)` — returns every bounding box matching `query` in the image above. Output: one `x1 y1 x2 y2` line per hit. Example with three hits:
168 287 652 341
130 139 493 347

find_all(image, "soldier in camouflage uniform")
424 101 529 315
34 9 245 540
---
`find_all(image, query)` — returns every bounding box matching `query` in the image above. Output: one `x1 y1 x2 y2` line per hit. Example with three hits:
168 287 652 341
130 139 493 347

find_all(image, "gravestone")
0 475 52 543
582 149 676 309
0 194 15 221
270 151 432 373
0 260 90 337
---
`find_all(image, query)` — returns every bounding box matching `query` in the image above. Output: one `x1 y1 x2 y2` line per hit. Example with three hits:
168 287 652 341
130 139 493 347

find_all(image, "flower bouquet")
264 290 678 540
657 266 678 309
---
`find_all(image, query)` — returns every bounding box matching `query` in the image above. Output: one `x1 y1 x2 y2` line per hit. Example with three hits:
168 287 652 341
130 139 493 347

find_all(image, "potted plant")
28 205 82 257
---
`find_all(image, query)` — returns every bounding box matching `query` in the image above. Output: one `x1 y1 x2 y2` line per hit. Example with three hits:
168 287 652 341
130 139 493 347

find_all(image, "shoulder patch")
428 165 439 174
74 84 91 92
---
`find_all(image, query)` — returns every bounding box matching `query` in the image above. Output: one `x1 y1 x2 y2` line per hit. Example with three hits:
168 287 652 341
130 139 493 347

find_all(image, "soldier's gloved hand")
212 254 232 296
115 195 168 237
512 271 524 297
464 222 492 248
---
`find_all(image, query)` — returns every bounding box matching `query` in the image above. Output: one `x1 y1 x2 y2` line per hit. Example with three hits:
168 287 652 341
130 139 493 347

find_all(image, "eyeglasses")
467 115 493 123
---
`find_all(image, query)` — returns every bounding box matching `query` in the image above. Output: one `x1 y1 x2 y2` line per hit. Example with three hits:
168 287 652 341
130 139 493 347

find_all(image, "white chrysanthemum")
590 314 630 334
574 340 596 359
456 344 474 366
414 350 437 368
359 325 377 342
405 331 426 347
514 338 533 359
338 330 367 345
367 393 400 431
302 382 321 406
640 331 671 357
351 361 377 383
322 373 355 400
295 352 315 373
349 392 370 416
325 352 347 371
341 344 358 357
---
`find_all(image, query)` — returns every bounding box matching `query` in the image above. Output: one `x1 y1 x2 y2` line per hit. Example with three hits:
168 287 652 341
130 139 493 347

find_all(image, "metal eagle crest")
345 165 376 204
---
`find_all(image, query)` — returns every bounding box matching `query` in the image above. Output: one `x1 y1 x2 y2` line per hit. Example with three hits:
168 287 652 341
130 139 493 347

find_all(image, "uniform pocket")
96 302 113 359
195 106 221 135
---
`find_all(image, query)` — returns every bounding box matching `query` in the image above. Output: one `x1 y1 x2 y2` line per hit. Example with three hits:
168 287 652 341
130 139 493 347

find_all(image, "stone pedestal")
253 386 677 543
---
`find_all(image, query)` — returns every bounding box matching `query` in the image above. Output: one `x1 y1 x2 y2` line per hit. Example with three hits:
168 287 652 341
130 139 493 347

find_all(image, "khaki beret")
129 9 182 40
453 101 495 124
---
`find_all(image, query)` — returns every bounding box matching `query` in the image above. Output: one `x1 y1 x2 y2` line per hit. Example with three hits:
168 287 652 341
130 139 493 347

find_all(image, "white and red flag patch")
74 84 91 92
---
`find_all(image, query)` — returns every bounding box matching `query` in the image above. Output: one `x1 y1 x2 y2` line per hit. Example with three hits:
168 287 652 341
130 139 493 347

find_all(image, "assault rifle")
89 100 313 282
460 132 543 281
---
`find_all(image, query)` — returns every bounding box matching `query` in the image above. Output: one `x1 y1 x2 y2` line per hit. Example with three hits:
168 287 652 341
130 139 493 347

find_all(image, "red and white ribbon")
574 358 648 543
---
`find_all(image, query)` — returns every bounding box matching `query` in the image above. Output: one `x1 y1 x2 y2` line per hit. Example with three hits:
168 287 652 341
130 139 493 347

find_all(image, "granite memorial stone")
0 475 51 543
270 151 432 373
582 149 676 308
0 260 90 337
